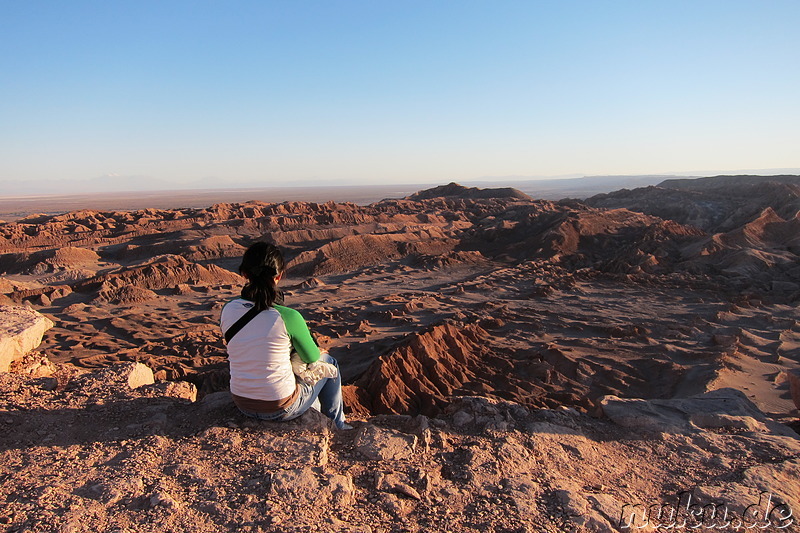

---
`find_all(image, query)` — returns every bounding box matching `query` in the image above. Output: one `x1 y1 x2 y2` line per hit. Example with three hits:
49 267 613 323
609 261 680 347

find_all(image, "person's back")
219 241 350 430
221 301 299 406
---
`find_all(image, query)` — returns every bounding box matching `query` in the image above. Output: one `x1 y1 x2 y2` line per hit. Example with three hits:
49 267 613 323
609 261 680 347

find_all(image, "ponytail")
238 242 286 311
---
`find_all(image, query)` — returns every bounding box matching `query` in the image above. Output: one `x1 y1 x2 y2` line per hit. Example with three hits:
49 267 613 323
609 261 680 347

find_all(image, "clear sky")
1 0 798 192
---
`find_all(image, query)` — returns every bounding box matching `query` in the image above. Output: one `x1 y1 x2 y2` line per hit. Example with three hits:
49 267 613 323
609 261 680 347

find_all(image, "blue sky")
1 0 798 192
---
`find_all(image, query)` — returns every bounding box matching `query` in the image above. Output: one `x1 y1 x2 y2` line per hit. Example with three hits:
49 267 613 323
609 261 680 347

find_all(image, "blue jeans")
237 352 348 429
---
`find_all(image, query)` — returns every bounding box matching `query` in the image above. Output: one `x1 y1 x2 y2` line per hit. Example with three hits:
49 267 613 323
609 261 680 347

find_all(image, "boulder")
270 467 320 504
375 471 422 500
354 424 417 461
328 474 356 507
140 380 198 402
91 362 155 390
599 388 799 436
0 305 55 372
270 467 355 507
8 351 57 377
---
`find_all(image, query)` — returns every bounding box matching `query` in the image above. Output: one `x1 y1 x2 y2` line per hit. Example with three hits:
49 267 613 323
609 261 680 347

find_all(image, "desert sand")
1 177 799 532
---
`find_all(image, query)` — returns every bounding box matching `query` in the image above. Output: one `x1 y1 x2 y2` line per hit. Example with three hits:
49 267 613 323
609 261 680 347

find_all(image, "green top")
274 304 320 364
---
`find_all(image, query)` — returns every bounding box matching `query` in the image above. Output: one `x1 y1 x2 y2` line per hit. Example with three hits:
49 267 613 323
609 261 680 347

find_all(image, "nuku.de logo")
618 491 794 530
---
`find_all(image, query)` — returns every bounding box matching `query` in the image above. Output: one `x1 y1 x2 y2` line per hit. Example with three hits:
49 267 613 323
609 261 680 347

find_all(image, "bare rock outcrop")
599 388 798 437
407 182 533 201
345 322 491 417
95 284 159 304
287 232 456 276
586 175 800 232
183 235 246 261
0 246 101 275
677 208 800 288
0 305 55 372
74 254 241 294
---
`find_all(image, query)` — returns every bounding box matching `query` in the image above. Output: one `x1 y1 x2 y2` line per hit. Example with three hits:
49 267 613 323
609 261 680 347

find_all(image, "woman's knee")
319 351 338 368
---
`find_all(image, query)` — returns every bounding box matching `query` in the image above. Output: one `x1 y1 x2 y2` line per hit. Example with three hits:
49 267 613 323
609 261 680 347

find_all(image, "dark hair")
239 242 286 311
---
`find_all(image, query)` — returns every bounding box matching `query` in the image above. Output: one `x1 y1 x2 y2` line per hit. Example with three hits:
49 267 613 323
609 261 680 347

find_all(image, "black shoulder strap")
224 306 261 343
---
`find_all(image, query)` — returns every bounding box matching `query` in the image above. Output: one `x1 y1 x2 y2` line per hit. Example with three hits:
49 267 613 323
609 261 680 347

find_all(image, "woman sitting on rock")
220 241 351 430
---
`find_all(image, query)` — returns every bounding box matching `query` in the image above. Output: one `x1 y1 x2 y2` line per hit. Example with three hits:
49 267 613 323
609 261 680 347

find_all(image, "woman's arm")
274 305 320 364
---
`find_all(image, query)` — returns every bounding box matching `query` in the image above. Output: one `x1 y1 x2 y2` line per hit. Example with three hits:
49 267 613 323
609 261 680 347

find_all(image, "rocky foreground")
1 359 799 533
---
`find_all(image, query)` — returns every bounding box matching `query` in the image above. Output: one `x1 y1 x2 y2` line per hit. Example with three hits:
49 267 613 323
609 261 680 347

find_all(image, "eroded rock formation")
0 305 54 371
0 178 798 420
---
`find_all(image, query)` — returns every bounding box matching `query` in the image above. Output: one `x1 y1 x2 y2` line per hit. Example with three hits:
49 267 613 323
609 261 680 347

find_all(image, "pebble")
150 491 179 509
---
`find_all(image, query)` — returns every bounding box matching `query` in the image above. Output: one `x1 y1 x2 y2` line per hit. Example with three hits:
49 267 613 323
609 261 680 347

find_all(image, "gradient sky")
1 0 798 191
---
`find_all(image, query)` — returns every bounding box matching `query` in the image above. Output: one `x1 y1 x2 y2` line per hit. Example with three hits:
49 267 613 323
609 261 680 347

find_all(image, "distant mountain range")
3 169 799 198
466 175 673 200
